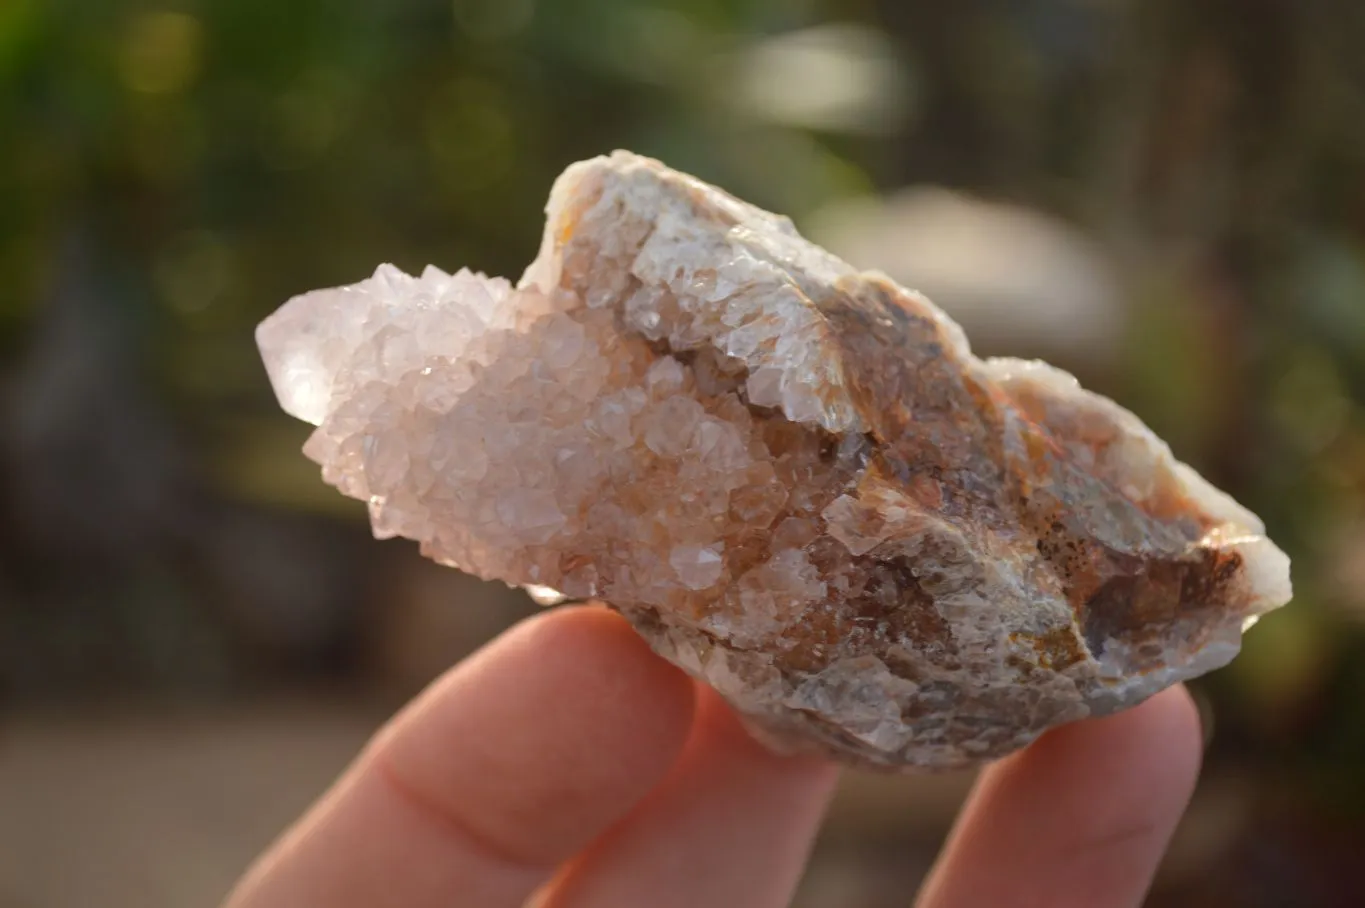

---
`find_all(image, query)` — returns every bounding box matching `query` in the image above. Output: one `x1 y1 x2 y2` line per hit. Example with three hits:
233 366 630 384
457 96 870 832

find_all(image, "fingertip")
521 604 700 776
691 684 839 782
1142 683 1204 782
371 604 698 867
1024 683 1203 801
225 604 702 908
919 684 1205 908
499 604 699 749
537 681 839 908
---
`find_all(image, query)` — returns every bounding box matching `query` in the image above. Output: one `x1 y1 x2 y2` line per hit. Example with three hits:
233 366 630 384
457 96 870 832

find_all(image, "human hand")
224 604 1201 908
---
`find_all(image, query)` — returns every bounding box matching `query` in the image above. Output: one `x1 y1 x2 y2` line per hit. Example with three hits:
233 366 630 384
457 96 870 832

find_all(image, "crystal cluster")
258 152 1292 770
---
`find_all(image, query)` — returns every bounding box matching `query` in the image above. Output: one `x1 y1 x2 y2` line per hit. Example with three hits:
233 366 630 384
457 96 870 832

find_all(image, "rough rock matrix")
258 151 1292 770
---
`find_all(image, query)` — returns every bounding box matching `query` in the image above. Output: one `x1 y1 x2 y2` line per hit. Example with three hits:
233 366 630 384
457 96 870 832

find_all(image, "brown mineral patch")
908 472 944 511
1032 516 1103 599
1010 627 1087 672
850 555 954 650
778 551 960 679
777 606 848 675
824 276 973 440
1181 548 1244 610
1081 549 1244 659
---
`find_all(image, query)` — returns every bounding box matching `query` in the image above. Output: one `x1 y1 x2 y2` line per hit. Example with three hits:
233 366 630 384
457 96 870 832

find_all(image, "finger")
537 684 838 908
917 684 1203 908
224 605 696 908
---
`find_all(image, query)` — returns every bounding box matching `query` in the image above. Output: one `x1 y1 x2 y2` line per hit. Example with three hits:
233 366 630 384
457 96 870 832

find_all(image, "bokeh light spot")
1270 346 1351 454
424 77 516 200
258 69 352 171
118 11 204 96
452 0 535 41
154 230 234 315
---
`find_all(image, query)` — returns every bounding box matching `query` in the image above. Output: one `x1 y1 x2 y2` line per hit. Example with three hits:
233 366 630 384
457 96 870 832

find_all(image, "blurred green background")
2 0 1364 905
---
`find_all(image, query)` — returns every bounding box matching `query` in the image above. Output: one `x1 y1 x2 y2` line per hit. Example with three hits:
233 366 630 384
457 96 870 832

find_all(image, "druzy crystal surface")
258 152 1292 770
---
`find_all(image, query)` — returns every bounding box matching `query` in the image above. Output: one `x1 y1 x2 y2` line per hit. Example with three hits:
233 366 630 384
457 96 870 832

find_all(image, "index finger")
224 605 696 908
917 684 1203 908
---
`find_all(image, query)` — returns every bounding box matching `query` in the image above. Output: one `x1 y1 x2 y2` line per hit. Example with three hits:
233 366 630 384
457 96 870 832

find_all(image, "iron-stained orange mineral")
258 152 1292 769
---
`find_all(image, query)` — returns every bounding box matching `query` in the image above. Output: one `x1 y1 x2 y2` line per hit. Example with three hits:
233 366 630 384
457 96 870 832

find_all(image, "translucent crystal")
257 151 1293 770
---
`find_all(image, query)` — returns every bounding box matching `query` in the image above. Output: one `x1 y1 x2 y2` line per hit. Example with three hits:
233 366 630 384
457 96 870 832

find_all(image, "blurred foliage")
2 0 1365 903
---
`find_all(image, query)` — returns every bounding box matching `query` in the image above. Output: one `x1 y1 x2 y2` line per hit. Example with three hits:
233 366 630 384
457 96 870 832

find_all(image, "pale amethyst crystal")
258 152 1291 769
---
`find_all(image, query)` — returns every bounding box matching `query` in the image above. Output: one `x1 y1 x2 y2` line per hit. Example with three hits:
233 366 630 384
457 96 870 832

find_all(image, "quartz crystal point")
257 151 1292 770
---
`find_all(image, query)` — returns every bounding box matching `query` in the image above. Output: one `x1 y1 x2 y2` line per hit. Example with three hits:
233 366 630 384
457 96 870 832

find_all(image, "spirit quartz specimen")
258 152 1291 770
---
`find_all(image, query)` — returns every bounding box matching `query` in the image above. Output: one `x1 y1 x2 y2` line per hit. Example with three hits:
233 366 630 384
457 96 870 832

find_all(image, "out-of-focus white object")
809 188 1123 367
731 25 913 135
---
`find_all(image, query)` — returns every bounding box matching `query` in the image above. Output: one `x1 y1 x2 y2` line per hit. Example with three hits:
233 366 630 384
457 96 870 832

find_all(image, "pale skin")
224 604 1202 908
